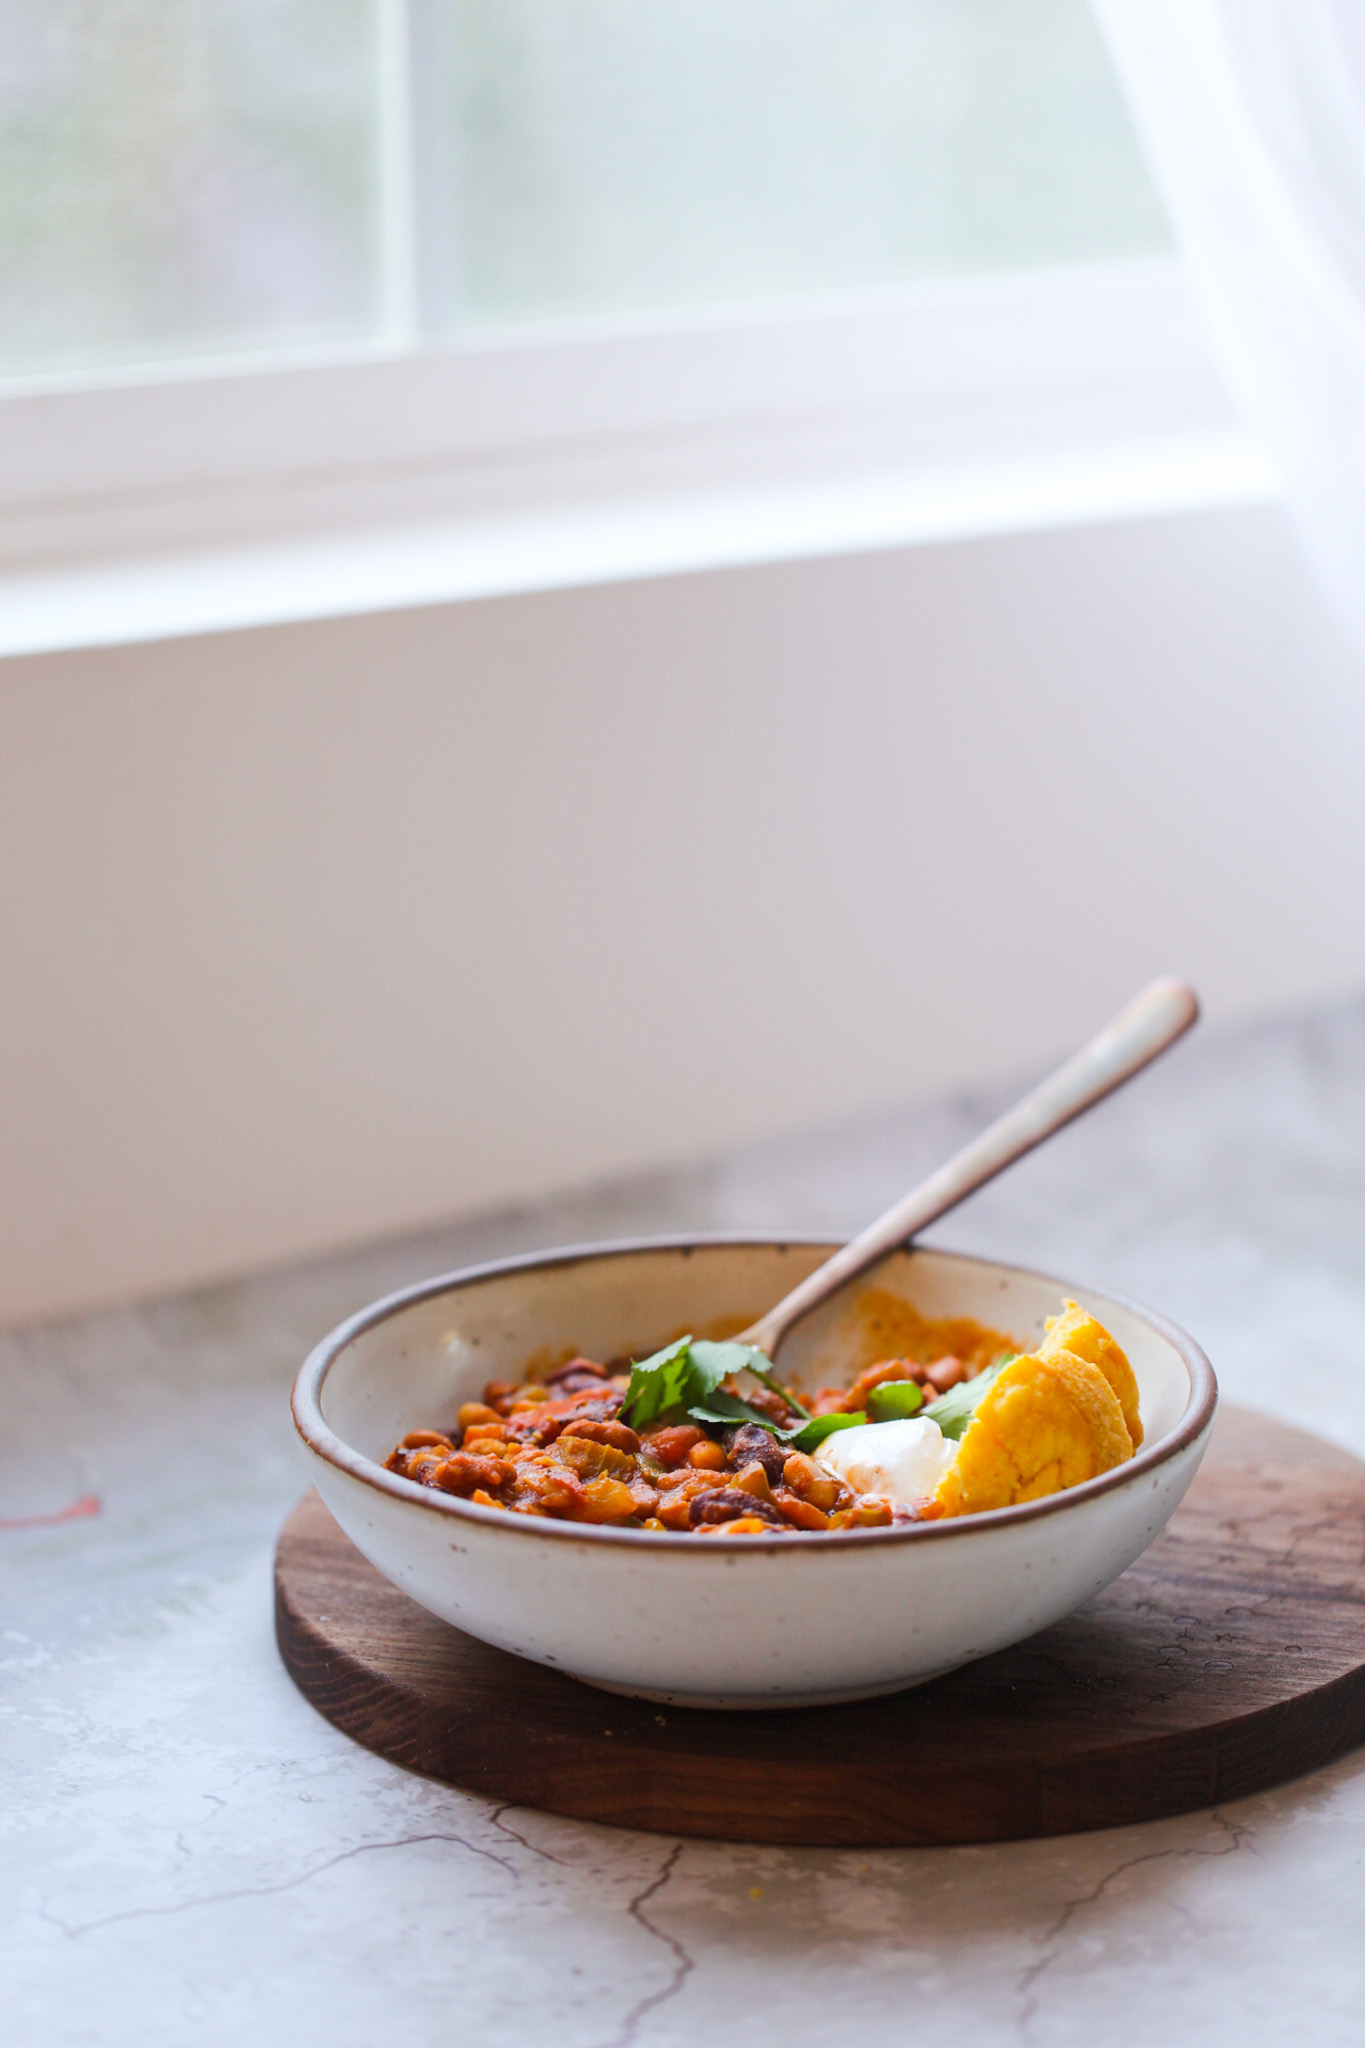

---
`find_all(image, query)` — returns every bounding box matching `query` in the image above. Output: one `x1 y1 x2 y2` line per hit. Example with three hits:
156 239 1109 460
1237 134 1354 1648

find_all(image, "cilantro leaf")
689 1395 767 1428
688 1340 811 1420
790 1411 868 1452
866 1380 924 1422
623 1334 842 1444
621 1336 808 1434
688 1395 870 1454
927 1356 1012 1440
688 1388 801 1435
620 1336 698 1430
678 1340 745 1401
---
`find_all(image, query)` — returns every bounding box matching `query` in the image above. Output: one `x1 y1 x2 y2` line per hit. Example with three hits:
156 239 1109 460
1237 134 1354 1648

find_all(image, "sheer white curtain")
1095 0 1365 656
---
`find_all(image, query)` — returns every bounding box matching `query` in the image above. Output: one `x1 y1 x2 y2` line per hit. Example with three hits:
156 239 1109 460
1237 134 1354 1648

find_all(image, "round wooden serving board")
275 1406 1365 1845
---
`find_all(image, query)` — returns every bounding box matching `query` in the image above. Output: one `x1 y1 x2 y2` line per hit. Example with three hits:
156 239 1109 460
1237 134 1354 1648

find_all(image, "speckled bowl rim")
291 1235 1218 1553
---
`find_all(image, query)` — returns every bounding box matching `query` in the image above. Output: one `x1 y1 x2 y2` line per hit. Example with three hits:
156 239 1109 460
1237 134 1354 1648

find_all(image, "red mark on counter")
0 1492 102 1531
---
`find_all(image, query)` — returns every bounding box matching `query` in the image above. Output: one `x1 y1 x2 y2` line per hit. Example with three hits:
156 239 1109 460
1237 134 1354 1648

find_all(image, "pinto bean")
552 1433 636 1481
545 1360 612 1397
690 1487 783 1527
626 1468 729 1527
643 1424 706 1467
697 1515 783 1535
578 1475 640 1523
412 1450 452 1484
433 1451 514 1496
740 1385 798 1426
687 1439 727 1470
724 1423 786 1482
507 1460 584 1517
544 1356 608 1386
925 1355 967 1393
518 1393 623 1448
774 1488 830 1531
383 1443 425 1476
809 1387 852 1416
386 1445 444 1482
462 1422 510 1449
828 1497 893 1529
456 1403 501 1434
781 1451 840 1511
559 1417 640 1454
730 1460 776 1505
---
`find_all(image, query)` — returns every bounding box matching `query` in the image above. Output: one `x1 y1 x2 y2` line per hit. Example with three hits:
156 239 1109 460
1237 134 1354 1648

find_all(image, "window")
4 2 1254 663
446 0 1168 329
1 1 384 380
2 0 1166 383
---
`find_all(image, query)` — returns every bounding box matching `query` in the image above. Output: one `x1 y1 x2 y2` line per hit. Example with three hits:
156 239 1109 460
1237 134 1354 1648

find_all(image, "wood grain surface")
274 1406 1365 1845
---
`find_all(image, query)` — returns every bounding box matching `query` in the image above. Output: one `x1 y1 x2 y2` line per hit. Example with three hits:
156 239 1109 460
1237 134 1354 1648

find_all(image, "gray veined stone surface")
4 995 1365 2047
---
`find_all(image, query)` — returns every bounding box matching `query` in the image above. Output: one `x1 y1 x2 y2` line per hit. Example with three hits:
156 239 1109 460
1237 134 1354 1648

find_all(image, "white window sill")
0 261 1275 658
0 423 1271 659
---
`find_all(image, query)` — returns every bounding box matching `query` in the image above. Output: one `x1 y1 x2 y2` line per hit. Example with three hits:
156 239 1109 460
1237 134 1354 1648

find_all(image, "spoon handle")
739 976 1199 1361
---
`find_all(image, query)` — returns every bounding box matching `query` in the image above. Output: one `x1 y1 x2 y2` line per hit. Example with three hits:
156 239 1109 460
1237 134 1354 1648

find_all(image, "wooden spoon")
737 976 1198 1364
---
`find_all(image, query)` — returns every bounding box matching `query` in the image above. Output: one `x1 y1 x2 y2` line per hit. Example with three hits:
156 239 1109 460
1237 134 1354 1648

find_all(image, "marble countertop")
6 999 1365 2048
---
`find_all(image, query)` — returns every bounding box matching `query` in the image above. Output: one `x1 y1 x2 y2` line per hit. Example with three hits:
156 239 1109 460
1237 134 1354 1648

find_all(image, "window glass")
0 0 1167 383
0 0 383 380
445 0 1169 329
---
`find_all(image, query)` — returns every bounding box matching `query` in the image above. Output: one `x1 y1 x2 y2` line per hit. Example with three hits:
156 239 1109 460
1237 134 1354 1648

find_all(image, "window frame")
3 0 1264 649
0 257 1269 654
0 259 1233 550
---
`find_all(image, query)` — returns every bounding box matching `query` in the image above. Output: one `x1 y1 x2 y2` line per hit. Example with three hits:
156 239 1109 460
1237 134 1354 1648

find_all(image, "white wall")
2 498 1363 1329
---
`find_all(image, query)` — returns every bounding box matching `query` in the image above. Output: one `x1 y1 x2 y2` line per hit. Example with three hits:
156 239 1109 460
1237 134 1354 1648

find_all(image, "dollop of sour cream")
814 1415 958 1508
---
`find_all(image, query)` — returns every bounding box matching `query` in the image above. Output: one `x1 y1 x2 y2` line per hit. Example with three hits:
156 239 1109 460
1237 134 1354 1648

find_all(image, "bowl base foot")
568 1667 957 1710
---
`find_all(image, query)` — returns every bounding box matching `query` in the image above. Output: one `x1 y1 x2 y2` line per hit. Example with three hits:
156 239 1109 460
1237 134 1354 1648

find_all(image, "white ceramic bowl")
291 1238 1217 1708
